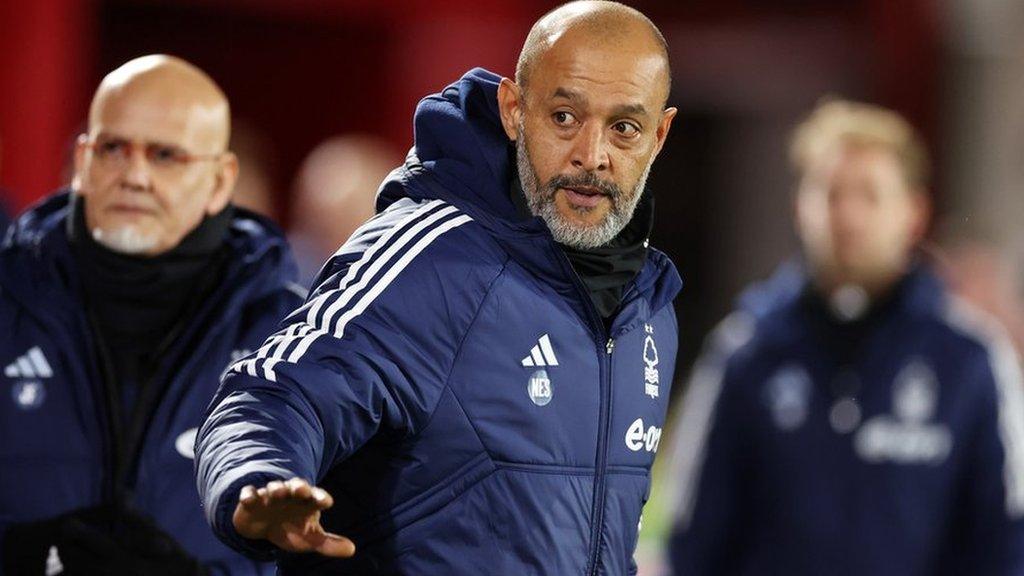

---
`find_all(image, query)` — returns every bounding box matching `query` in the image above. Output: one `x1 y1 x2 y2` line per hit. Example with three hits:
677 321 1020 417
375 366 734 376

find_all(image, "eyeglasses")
82 135 222 173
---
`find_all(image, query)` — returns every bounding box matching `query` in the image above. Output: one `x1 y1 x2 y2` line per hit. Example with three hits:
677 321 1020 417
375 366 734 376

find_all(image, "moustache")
545 172 621 200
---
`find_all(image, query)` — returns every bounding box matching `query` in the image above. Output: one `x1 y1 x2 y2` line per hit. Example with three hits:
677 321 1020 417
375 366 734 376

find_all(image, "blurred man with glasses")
0 55 301 575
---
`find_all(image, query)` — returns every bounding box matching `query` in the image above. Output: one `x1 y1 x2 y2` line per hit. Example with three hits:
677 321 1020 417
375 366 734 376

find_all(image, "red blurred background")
0 0 938 214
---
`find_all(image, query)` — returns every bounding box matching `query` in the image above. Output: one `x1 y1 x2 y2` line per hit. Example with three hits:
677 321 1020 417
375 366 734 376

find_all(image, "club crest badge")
643 324 660 399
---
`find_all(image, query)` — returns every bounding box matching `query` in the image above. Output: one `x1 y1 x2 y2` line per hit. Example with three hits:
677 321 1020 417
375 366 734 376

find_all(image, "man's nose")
121 144 152 190
571 123 609 173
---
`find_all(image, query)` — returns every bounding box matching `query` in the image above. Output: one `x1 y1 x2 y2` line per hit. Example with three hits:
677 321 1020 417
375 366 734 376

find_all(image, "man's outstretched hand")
233 477 355 558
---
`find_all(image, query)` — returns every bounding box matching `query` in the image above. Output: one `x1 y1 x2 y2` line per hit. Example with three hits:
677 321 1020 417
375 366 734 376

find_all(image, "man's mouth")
560 186 608 209
109 202 156 215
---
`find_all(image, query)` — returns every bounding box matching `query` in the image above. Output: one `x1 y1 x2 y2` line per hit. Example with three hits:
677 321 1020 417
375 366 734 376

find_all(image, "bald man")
196 2 680 574
0 55 302 575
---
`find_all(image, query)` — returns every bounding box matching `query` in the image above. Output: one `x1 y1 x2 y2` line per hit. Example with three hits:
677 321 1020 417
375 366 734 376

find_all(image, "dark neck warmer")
68 197 232 394
510 153 651 322
800 272 908 367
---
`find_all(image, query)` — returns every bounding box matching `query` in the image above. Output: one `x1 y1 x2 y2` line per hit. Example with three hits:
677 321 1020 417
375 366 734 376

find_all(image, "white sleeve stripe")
305 199 446 326
333 214 474 339
285 211 472 363
943 298 1024 517
669 362 728 529
332 197 420 257
285 207 464 364
666 312 755 529
257 199 447 374
316 205 460 335
229 200 473 383
255 324 303 360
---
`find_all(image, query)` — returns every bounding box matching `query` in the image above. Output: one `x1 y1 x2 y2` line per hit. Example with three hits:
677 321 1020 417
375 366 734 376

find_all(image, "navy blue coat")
195 68 683 575
668 262 1024 575
0 193 303 575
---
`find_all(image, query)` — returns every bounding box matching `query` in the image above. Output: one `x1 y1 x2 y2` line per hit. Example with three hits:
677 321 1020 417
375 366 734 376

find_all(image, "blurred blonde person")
667 99 1024 576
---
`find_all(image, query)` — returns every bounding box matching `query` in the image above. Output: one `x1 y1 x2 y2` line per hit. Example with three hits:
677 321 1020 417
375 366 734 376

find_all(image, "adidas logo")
4 346 53 379
521 334 559 367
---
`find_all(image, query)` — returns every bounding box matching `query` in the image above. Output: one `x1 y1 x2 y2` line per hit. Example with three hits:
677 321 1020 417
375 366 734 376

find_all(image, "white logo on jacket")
764 364 812 431
643 324 660 399
12 381 46 410
625 418 662 453
854 359 952 464
175 428 199 459
521 334 558 367
6 347 54 410
527 370 553 407
523 335 557 406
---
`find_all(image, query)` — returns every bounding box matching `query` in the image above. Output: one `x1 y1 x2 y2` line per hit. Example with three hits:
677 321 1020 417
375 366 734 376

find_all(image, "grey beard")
515 125 652 249
91 225 159 255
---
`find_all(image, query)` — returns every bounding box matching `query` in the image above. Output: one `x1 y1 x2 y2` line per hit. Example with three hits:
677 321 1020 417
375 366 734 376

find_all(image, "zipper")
587 336 615 575
549 245 635 575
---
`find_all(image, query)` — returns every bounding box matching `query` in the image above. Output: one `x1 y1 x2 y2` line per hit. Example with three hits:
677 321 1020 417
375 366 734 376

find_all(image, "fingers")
239 485 258 505
286 477 313 499
271 478 333 509
267 480 288 499
311 486 334 510
233 478 338 545
239 478 321 507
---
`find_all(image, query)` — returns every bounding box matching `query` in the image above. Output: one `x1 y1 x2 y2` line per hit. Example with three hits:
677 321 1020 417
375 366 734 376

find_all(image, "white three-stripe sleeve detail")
305 200 446 326
251 208 473 377
284 208 465 363
331 215 473 339
317 206 460 335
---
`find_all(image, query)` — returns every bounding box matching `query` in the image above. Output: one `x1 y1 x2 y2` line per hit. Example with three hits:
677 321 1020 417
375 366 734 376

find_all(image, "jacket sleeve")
666 313 756 576
941 329 1024 575
194 213 485 558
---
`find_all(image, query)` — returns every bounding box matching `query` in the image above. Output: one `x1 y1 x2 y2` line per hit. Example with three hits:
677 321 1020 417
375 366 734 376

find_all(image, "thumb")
314 532 356 558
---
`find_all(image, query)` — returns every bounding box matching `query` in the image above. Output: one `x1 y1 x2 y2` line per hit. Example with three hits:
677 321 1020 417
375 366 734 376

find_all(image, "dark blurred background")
5 0 1024 570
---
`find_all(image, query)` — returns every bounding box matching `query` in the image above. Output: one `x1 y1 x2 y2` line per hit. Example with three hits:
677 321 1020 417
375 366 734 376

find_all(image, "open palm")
233 477 355 558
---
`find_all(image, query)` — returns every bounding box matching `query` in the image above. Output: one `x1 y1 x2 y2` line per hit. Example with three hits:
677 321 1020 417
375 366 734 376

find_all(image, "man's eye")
149 146 184 164
98 140 126 156
613 122 640 137
553 111 577 126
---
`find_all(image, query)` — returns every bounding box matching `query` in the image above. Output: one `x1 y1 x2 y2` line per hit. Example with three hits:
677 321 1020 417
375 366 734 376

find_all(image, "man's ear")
497 78 524 142
206 151 238 215
652 107 677 158
909 188 932 243
71 134 89 194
